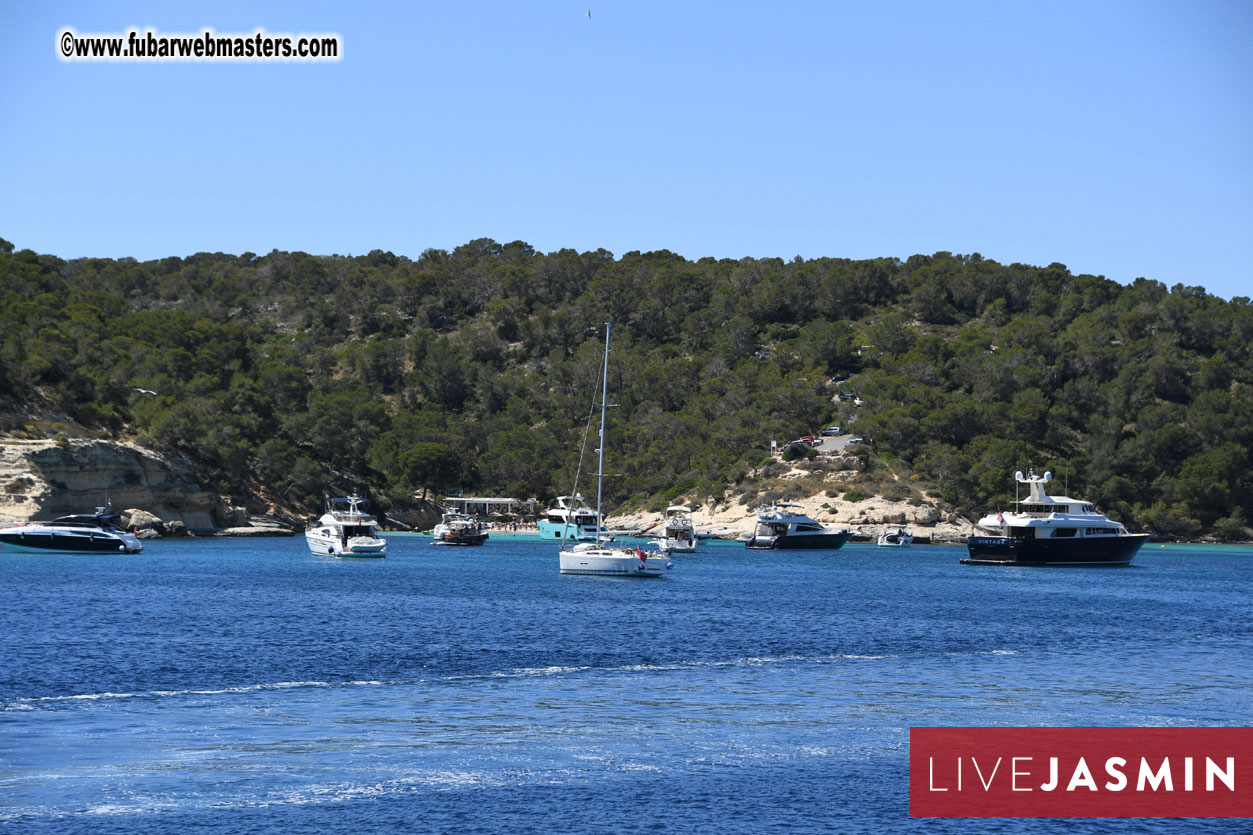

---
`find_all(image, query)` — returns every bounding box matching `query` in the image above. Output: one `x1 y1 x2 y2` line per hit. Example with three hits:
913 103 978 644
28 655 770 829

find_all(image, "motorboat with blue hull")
0 508 143 554
537 494 609 541
745 504 852 550
962 468 1148 566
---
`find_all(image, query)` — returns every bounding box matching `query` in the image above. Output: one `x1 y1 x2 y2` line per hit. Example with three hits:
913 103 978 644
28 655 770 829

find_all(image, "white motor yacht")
305 495 387 557
654 505 697 553
431 512 488 546
877 526 913 547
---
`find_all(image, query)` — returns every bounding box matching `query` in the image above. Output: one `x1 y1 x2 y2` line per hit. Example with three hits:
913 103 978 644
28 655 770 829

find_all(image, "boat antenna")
594 322 611 546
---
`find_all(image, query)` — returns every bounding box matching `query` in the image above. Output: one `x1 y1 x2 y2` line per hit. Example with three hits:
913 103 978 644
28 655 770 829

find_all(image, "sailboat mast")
595 322 610 545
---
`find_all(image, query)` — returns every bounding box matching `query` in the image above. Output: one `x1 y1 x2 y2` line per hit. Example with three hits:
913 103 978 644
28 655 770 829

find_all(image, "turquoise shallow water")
1 537 1250 833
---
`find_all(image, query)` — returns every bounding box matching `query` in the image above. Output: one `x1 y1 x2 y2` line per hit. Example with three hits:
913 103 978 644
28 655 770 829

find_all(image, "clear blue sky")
2 1 1250 298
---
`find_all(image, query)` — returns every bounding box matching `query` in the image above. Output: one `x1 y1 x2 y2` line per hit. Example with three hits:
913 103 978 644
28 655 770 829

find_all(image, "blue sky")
2 1 1250 298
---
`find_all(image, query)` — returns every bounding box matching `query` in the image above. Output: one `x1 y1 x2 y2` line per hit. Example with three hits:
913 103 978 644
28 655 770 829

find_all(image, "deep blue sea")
1 535 1250 833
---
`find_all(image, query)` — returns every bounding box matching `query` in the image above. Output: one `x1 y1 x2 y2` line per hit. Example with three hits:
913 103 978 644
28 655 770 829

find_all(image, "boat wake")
0 646 1041 713
1 653 947 711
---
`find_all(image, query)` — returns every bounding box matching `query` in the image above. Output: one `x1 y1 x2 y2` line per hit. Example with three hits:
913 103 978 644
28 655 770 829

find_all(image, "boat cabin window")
1051 528 1077 538
52 517 105 528
1021 504 1055 515
1009 527 1035 538
1085 527 1112 536
795 524 822 532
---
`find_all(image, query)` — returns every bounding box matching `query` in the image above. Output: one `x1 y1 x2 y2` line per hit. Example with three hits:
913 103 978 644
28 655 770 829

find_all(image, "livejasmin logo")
928 752 1234 793
910 727 1253 817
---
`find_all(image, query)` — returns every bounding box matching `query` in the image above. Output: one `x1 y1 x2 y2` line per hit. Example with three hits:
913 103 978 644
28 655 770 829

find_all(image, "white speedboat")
431 512 488 546
559 323 671 577
305 495 387 557
0 507 142 554
745 504 852 550
654 505 697 553
877 526 913 547
536 494 609 541
963 468 1147 566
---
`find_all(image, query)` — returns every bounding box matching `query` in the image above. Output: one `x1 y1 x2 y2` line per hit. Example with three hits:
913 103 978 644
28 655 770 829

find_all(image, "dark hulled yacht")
746 504 852 550
0 508 143 554
963 469 1146 566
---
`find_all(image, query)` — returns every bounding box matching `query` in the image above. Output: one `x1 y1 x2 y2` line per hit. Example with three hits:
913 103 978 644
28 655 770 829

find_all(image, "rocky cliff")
0 439 220 529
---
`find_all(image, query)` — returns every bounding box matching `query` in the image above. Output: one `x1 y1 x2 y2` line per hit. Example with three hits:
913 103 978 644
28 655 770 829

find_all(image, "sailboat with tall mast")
558 323 672 577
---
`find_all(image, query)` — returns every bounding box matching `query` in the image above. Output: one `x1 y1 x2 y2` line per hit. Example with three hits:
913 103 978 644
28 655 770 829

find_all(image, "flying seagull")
133 388 157 396
587 9 591 19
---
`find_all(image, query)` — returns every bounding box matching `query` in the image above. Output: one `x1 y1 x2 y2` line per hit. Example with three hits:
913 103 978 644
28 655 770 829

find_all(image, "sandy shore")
606 493 975 545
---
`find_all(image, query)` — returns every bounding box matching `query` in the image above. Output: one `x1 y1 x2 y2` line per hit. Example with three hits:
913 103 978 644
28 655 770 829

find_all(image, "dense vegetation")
1 235 1250 539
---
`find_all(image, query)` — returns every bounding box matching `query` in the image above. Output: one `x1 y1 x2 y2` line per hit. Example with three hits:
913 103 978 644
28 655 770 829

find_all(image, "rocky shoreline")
607 493 975 546
0 439 299 538
4 439 1242 546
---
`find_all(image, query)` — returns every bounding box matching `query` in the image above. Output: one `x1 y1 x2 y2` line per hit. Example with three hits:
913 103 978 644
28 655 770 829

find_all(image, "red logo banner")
911 727 1253 817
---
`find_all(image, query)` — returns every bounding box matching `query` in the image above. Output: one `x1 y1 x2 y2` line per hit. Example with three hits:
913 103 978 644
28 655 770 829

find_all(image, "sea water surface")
1 536 1249 833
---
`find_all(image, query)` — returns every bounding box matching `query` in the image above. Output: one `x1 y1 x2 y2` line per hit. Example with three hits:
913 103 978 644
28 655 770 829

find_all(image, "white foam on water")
4 679 400 709
5 652 909 711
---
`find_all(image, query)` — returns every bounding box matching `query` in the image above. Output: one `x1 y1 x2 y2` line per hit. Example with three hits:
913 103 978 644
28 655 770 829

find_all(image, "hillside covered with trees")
1 236 1249 539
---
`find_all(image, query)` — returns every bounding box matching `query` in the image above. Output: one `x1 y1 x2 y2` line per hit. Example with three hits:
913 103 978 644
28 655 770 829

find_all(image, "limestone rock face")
123 508 164 530
607 491 972 545
213 505 247 527
908 505 942 524
0 439 217 529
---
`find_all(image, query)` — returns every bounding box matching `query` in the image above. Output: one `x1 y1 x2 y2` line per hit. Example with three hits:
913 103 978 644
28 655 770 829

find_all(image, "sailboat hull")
559 548 672 576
